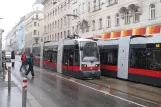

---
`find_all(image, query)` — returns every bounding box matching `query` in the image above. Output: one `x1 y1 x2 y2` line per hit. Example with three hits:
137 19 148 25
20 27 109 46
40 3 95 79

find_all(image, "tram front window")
80 41 99 62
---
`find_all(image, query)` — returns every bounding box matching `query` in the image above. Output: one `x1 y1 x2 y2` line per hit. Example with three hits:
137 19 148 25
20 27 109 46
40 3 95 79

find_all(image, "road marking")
43 71 147 107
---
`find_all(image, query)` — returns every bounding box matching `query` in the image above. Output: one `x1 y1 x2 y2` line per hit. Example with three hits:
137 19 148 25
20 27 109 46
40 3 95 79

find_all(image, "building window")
34 30 37 35
82 3 85 13
115 14 119 26
76 9 78 15
58 20 59 28
68 17 70 25
52 34 54 40
64 31 66 38
134 9 140 22
79 5 81 14
61 18 63 28
98 0 101 9
55 21 57 28
72 26 75 34
150 4 155 19
36 15 38 20
44 26 46 32
55 9 57 15
34 22 37 26
107 16 111 28
64 16 66 25
73 10 75 15
68 30 70 35
58 33 59 41
92 20 95 31
93 0 96 10
125 11 130 24
88 2 90 12
64 2 66 10
52 22 54 30
50 24 51 32
99 18 102 29
61 32 62 39
53 10 54 16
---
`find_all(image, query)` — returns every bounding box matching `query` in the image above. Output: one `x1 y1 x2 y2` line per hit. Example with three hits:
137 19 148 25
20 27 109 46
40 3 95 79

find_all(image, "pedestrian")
25 53 35 77
2 50 7 70
20 52 27 72
11 50 15 67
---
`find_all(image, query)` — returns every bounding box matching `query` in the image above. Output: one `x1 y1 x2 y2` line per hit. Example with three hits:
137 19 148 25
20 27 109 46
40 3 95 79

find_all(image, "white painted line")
44 71 147 107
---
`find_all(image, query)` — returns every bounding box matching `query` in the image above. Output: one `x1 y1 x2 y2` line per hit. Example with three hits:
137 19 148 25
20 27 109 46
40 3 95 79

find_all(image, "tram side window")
147 49 161 71
130 48 146 69
107 49 118 66
43 51 47 60
100 51 107 64
73 50 80 66
52 51 57 63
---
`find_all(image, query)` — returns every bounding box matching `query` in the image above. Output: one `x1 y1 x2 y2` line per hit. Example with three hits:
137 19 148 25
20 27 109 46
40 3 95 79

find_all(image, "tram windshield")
80 41 99 62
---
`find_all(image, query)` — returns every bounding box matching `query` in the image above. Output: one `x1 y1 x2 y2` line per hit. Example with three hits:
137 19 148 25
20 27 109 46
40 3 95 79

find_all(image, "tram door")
117 37 130 79
68 49 74 74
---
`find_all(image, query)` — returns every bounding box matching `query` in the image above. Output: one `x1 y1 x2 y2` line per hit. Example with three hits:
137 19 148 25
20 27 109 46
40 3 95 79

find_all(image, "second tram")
97 35 161 86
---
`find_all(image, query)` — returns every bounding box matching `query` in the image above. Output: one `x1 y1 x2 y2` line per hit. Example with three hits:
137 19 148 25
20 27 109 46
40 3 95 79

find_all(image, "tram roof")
44 41 58 46
75 38 95 42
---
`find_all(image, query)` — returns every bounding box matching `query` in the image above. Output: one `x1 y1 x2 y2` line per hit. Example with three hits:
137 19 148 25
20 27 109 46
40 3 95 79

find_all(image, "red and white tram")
33 38 101 79
97 35 161 86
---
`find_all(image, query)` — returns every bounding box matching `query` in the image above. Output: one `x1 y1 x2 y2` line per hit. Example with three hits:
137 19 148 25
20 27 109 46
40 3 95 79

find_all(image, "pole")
3 63 5 79
22 78 27 107
8 66 11 91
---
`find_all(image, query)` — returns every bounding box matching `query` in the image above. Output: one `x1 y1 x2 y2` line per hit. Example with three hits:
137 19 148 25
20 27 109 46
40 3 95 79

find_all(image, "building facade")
24 3 44 50
5 17 25 52
42 0 161 41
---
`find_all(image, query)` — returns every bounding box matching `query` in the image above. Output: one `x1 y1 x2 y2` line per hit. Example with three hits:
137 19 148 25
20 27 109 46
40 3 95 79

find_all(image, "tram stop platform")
86 76 161 105
0 71 42 107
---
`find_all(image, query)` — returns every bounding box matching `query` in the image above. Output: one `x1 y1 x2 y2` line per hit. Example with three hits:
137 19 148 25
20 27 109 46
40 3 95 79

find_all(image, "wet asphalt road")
9 56 159 107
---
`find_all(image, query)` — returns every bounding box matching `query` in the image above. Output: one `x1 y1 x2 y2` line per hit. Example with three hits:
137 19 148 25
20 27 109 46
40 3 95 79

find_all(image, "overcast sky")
0 0 35 38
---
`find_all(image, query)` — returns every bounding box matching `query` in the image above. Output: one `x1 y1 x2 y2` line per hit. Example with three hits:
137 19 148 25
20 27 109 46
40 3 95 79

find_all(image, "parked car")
6 51 11 62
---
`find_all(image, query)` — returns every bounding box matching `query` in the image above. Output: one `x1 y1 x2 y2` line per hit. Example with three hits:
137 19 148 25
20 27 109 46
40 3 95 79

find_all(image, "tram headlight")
82 64 87 68
95 64 99 67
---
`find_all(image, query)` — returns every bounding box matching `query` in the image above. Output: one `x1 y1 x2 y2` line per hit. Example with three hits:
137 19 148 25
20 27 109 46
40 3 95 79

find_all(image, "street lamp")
66 14 88 38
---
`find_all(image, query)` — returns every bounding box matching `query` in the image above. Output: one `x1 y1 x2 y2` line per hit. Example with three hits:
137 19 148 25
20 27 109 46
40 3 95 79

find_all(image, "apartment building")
42 0 161 41
24 3 44 49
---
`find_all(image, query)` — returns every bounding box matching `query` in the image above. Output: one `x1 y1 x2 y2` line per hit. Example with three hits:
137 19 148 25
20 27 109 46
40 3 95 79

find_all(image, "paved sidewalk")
0 66 43 107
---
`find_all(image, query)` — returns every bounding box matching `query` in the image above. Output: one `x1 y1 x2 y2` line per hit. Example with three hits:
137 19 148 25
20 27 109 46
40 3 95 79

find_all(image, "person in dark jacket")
11 50 15 67
25 53 35 77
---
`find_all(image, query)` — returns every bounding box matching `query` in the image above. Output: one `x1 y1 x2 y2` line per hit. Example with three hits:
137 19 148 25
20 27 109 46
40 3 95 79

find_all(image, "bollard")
8 66 11 91
22 78 27 107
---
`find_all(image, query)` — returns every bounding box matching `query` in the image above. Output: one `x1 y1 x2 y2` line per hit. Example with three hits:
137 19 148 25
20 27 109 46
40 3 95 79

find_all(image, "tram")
97 35 161 86
43 38 101 78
